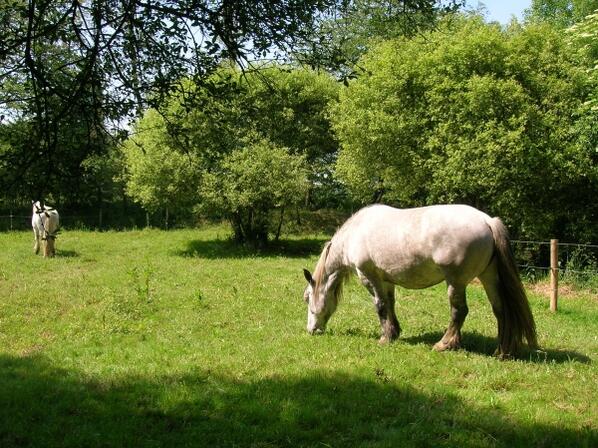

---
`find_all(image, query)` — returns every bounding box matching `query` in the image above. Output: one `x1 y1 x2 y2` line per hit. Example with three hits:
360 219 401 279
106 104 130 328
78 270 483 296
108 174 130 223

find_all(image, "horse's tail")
487 217 538 355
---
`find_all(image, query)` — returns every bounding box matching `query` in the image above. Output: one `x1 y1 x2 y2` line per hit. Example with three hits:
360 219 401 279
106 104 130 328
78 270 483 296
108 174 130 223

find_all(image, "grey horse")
303 204 537 357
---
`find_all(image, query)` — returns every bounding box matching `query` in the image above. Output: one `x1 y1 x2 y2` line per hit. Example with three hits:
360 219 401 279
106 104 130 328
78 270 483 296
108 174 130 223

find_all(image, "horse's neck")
325 235 347 275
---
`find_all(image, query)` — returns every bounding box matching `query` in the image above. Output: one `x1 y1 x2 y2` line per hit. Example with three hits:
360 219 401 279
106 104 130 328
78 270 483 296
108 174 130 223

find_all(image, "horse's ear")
303 269 314 286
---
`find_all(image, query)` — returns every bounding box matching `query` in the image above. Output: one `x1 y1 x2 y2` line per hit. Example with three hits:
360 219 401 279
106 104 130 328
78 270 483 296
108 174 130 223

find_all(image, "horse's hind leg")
478 260 506 355
45 237 55 257
377 283 401 344
358 271 401 344
433 283 468 351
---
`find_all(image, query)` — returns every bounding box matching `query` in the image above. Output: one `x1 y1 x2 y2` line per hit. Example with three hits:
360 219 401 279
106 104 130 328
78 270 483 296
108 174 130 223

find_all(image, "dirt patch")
528 280 596 301
472 277 596 301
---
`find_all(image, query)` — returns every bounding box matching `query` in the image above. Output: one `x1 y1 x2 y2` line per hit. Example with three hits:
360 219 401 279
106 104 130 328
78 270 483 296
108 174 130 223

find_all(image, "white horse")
303 204 537 357
32 201 60 257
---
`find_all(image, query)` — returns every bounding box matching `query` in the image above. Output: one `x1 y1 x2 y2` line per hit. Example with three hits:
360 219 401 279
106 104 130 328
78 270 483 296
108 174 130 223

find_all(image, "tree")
568 7 598 110
121 66 336 239
0 98 108 206
162 66 341 207
298 0 463 77
564 9 598 241
0 0 342 200
0 0 112 200
122 109 201 227
0 0 473 212
525 0 598 27
199 137 309 246
331 16 598 240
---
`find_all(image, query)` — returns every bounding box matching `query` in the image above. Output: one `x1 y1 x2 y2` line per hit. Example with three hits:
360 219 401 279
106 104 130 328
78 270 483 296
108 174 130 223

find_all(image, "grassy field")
0 226 596 447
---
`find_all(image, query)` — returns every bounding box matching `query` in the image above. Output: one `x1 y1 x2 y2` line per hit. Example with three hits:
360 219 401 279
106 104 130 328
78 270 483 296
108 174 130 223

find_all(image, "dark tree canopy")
0 0 340 199
298 0 464 77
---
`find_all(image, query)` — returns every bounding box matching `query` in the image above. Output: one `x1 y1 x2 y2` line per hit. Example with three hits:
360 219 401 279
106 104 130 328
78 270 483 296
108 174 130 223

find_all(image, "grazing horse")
302 204 537 357
32 201 60 257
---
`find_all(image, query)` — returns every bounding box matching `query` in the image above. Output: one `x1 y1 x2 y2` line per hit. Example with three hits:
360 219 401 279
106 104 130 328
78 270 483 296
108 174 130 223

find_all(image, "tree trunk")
275 208 285 241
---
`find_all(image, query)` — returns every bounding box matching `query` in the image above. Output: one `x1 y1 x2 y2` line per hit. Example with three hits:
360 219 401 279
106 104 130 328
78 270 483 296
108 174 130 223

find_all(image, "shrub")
199 138 308 247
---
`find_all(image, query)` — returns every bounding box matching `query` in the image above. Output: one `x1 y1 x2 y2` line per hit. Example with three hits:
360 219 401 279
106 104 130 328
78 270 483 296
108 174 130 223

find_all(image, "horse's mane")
312 240 349 306
312 206 369 289
313 241 332 293
313 206 370 295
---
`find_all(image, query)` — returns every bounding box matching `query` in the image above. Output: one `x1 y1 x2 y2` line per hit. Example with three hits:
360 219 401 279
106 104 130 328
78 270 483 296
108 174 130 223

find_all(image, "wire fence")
0 213 145 231
0 214 30 231
2 213 598 281
512 240 598 309
512 240 598 276
0 209 187 231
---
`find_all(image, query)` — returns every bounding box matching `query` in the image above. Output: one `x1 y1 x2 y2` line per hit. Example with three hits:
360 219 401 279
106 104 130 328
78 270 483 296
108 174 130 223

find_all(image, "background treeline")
1 1 597 245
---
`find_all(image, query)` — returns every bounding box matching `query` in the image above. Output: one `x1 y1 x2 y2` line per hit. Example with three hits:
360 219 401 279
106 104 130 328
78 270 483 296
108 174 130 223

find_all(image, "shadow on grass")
333 326 381 340
56 250 80 258
0 354 594 447
174 237 328 259
402 331 592 364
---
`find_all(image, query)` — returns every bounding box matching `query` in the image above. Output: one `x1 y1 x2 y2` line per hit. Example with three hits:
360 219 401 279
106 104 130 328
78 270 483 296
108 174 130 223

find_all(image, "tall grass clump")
561 248 598 293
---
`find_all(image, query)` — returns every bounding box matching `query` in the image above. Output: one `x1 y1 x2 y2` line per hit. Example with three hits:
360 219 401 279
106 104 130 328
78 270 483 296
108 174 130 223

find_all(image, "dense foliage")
331 16 598 240
299 0 463 76
1 2 597 243
122 109 201 220
0 0 341 201
123 67 337 243
526 0 598 27
199 138 308 245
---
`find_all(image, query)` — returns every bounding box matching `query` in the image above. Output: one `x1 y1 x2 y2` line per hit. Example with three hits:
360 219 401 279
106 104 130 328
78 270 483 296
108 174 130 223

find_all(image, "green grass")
0 226 596 447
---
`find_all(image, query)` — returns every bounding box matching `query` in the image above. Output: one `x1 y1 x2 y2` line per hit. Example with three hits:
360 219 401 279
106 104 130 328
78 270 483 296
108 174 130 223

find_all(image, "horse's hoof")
432 340 460 352
378 333 399 345
432 341 447 351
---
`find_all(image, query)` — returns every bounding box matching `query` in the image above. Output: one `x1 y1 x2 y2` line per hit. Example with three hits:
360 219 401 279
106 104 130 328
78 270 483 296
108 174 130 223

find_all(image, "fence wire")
512 240 598 277
512 240 598 249
2 213 598 278
0 211 159 231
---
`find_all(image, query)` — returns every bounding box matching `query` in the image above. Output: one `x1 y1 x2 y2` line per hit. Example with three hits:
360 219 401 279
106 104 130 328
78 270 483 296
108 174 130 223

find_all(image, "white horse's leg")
358 270 401 344
45 237 55 257
33 229 40 254
433 283 468 351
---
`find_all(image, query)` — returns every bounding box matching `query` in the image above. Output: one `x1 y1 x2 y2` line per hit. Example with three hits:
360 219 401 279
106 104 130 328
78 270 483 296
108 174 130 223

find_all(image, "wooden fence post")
550 239 558 312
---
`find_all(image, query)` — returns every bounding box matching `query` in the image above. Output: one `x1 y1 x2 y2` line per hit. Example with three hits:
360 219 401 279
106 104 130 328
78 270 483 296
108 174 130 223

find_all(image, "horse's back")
342 204 495 288
46 209 59 229
31 204 60 233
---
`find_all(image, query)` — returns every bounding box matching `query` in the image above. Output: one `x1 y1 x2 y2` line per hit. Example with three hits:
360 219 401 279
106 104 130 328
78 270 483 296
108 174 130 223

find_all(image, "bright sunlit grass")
0 226 596 447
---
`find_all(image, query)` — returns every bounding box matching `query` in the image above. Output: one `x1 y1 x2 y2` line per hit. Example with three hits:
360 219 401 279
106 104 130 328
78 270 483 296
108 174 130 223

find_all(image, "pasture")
0 226 596 447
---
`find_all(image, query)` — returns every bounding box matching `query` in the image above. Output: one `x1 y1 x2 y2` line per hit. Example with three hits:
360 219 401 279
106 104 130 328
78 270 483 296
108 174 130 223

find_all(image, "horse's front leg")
434 283 468 351
358 271 401 344
33 230 40 255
